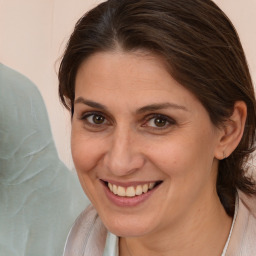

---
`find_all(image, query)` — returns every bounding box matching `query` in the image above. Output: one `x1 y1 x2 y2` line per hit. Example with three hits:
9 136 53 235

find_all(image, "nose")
103 127 145 177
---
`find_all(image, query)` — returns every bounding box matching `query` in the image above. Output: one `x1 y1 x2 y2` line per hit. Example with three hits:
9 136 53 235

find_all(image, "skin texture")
71 51 246 256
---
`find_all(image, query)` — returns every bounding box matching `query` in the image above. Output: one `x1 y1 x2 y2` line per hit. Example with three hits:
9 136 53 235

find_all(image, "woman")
59 0 256 255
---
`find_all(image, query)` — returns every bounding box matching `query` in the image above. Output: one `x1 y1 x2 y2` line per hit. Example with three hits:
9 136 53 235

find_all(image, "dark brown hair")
58 0 256 216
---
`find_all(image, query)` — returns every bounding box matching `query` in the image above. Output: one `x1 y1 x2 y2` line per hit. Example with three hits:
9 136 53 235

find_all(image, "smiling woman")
59 0 256 255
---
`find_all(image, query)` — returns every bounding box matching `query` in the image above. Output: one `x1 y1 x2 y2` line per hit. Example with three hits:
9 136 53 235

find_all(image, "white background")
1 0 255 170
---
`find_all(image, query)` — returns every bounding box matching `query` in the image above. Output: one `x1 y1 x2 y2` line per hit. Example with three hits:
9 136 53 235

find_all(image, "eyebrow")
74 97 108 110
74 97 188 113
136 103 188 114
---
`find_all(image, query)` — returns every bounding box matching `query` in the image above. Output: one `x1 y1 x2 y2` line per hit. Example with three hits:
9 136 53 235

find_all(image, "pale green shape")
0 63 90 256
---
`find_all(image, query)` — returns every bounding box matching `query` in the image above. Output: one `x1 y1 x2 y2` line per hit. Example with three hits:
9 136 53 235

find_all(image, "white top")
63 191 256 256
102 196 238 256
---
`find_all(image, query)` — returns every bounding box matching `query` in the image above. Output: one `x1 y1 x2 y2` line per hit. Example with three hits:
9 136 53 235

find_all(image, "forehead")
77 51 177 91
74 51 200 110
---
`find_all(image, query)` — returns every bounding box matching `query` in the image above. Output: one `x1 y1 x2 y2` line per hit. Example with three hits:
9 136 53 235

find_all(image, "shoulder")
63 204 108 256
238 191 256 254
227 191 256 255
239 190 256 218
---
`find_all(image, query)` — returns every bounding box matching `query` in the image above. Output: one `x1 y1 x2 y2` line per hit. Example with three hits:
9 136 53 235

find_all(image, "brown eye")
154 117 167 127
144 114 175 129
85 114 107 125
92 114 105 124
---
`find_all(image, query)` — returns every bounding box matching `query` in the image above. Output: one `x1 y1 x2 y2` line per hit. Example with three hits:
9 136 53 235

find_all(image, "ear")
214 101 247 160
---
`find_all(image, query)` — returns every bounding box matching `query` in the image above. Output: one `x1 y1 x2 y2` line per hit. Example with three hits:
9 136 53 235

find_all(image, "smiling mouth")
102 180 162 197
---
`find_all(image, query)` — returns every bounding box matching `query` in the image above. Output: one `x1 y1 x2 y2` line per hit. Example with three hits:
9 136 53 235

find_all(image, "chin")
101 215 153 238
108 226 150 238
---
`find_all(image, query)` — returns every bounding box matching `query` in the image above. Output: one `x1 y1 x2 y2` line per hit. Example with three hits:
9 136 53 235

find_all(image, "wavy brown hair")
58 0 256 216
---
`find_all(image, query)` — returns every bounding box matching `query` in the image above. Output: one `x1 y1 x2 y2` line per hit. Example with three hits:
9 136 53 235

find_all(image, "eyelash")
142 114 176 129
79 112 176 130
79 111 110 128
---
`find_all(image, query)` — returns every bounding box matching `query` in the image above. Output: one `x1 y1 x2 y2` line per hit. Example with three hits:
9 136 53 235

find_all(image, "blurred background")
1 0 255 170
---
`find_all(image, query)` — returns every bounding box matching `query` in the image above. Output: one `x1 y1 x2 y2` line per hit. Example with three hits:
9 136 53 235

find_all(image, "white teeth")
142 184 149 193
126 186 136 197
107 182 157 197
113 184 118 195
149 183 154 189
135 185 143 195
117 186 126 196
108 183 113 192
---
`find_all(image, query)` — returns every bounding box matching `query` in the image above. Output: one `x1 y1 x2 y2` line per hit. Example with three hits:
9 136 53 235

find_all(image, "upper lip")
100 179 162 187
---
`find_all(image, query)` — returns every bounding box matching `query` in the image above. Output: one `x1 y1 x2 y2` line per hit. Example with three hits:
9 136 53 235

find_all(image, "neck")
119 193 232 256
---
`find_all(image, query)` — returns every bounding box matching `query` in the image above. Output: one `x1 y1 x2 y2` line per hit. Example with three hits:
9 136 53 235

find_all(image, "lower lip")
102 183 160 207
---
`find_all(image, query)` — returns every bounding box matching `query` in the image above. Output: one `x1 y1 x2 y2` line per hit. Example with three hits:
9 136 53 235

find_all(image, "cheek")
147 130 216 179
70 131 103 203
71 129 101 174
146 137 191 171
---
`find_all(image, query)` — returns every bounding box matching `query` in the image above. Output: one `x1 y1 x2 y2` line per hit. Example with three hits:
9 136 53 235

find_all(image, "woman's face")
72 51 223 237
